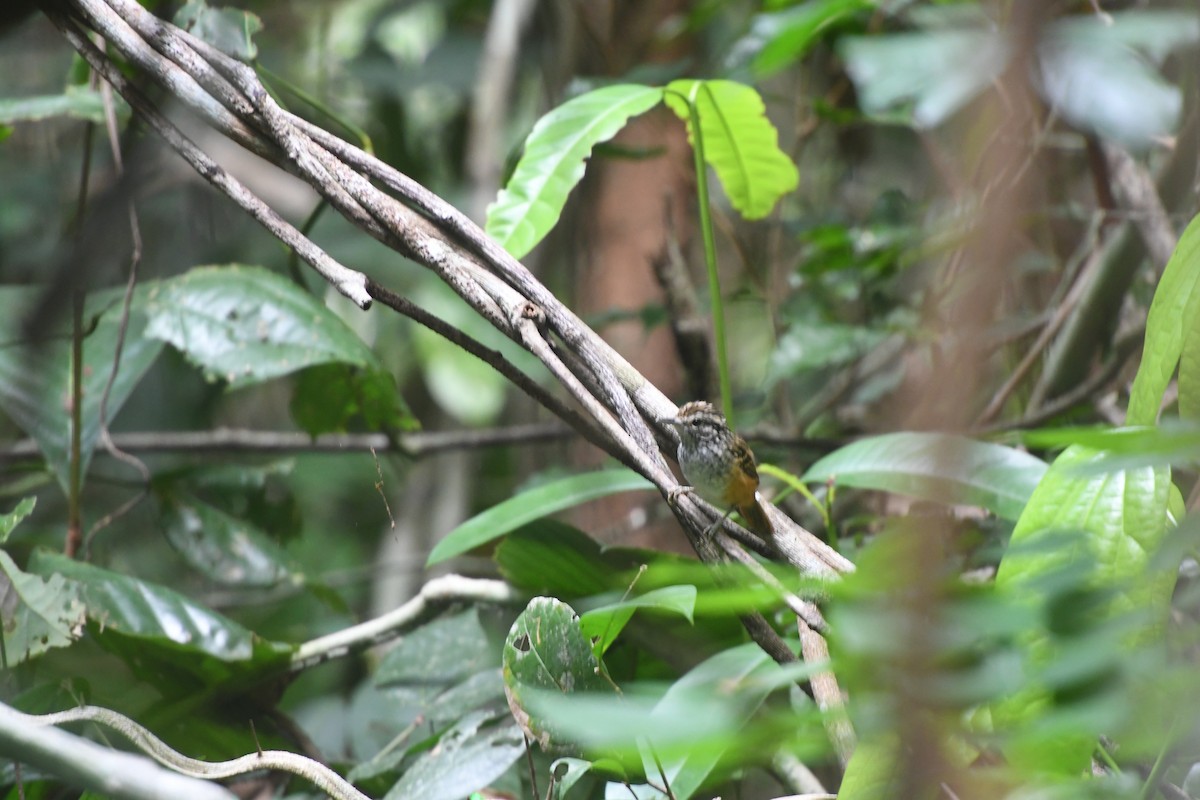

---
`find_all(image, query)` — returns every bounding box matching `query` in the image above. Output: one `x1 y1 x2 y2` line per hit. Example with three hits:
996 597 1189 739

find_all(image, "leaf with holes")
0 550 85 664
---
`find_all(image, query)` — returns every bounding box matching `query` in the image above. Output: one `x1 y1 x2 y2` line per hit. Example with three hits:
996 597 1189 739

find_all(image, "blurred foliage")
1 1 1200 799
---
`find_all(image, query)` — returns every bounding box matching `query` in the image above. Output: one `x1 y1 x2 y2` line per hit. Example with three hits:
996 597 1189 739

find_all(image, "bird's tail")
738 494 773 538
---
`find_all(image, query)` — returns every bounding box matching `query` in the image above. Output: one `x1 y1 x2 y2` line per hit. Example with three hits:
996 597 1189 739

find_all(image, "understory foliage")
1 2 1200 800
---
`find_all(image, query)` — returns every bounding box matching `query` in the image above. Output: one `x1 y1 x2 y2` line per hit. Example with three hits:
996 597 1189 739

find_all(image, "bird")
661 400 772 537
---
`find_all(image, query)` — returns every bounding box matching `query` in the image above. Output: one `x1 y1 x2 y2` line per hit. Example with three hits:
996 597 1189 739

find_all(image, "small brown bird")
661 400 772 537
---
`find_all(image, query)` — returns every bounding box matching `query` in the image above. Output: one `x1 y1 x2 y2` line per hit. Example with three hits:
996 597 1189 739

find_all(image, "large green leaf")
375 608 497 687
1164 215 1200 421
0 550 86 664
836 734 902 800
802 432 1046 520
664 80 799 219
993 445 1172 774
486 84 664 258
144 264 380 389
0 287 164 493
426 469 653 565
28 551 293 685
0 86 112 124
579 585 696 657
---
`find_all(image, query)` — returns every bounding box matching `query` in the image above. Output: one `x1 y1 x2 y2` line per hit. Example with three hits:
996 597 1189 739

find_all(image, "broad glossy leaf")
502 597 612 750
486 84 664 258
579 585 696 656
383 710 524 800
0 287 163 493
802 432 1046 520
159 493 291 586
664 80 799 219
427 469 653 565
994 445 1172 774
1130 213 1200 424
0 497 35 543
0 550 85 663
28 551 293 683
144 265 379 390
376 608 497 687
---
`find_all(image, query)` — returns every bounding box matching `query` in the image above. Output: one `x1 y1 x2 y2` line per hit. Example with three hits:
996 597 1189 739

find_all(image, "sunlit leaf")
427 469 653 565
664 80 799 219
486 84 664 258
803 432 1046 520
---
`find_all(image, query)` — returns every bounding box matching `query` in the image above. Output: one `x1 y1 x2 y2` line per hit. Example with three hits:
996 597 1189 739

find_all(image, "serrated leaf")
0 287 164 493
375 608 497 687
159 493 291 587
579 585 696 657
486 84 664 258
383 710 525 800
427 469 653 565
502 597 612 750
28 551 293 684
144 265 379 390
664 80 799 219
802 432 1047 520
0 497 36 543
0 550 85 664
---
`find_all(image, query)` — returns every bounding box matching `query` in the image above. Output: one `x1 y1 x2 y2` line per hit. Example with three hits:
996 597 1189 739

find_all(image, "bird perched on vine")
661 400 772 537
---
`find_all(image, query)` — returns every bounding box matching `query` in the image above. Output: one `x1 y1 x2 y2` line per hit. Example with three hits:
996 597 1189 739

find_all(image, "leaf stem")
683 83 734 421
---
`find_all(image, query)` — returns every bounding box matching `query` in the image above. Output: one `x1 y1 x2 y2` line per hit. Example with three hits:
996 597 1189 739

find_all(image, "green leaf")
749 0 873 77
0 287 164 493
382 711 525 800
1020 423 1200 471
0 550 85 664
1130 213 1200 423
0 86 112 125
579 585 696 656
144 265 380 390
427 469 654 565
375 608 498 687
494 520 618 597
486 84 664 258
839 28 1008 127
0 497 36 544
766 321 886 384
28 551 293 685
159 493 292 587
664 80 799 219
802 432 1047 520
994 445 1172 774
174 0 263 61
502 597 613 750
836 734 902 800
290 362 415 435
